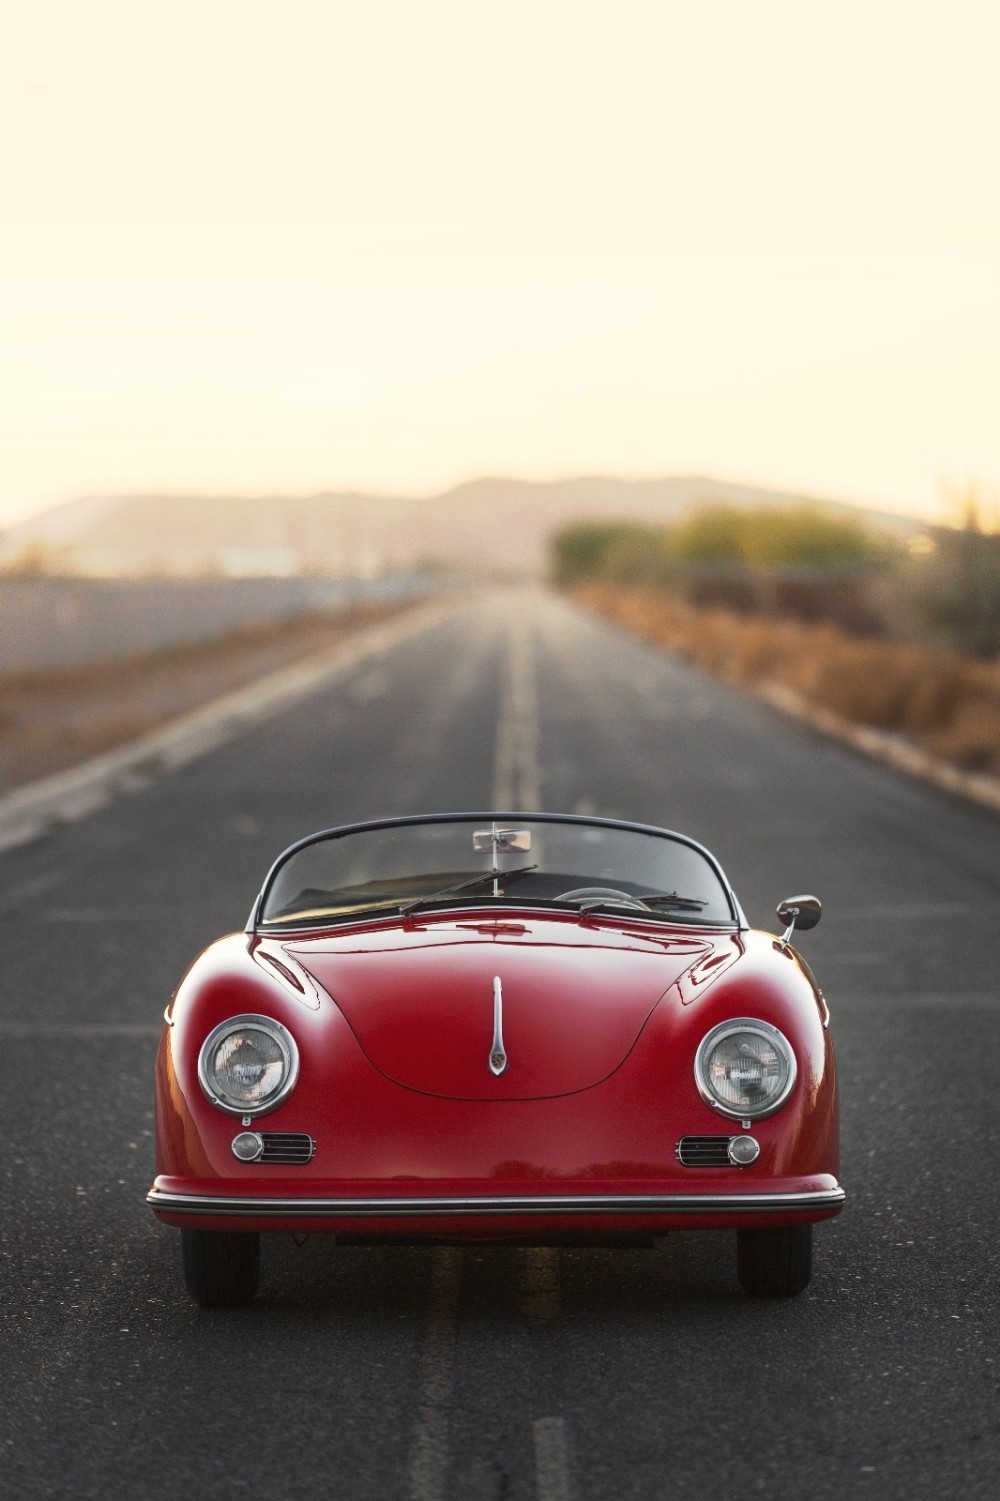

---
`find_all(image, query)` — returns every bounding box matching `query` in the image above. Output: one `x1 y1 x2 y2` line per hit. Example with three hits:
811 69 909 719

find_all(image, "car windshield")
256 816 736 929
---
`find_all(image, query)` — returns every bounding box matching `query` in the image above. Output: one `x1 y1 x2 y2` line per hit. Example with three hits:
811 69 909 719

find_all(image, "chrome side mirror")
776 895 822 951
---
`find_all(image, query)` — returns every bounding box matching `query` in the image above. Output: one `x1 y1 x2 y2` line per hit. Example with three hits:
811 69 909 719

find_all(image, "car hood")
285 916 733 1100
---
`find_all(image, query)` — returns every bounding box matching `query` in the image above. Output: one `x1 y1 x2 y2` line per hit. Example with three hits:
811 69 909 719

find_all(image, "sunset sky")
3 0 999 528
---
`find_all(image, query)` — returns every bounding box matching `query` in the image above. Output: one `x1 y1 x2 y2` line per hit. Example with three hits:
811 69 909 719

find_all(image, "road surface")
2 591 998 1498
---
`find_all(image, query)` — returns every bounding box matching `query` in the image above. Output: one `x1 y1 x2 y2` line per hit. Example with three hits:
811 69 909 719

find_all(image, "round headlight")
198 1015 299 1116
694 1019 796 1120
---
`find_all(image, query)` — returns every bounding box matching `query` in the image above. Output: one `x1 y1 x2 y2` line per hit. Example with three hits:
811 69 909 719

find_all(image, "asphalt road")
2 590 998 1499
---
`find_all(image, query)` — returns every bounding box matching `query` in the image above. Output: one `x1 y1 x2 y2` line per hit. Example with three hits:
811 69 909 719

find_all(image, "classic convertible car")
148 812 843 1305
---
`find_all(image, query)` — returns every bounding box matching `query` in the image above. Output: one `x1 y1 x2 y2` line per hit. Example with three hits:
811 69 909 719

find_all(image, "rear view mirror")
473 828 532 855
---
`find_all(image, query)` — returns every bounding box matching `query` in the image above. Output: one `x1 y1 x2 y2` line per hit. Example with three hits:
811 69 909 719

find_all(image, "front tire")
181 1228 260 1307
737 1224 812 1297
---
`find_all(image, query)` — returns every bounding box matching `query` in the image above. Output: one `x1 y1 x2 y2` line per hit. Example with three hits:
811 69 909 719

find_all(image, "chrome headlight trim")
694 1018 797 1121
198 1014 300 1117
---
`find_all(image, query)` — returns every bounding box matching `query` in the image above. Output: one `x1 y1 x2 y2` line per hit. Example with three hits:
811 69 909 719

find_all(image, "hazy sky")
3 0 999 527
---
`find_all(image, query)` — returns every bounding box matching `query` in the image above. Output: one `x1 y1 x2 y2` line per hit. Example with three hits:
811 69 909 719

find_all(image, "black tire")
737 1224 812 1297
181 1228 260 1307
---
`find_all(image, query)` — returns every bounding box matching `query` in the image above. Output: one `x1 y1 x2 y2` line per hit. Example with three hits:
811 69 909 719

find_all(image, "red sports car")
148 812 843 1305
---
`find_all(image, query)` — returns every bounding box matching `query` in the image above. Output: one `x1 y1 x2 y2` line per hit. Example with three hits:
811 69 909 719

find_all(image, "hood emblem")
489 975 508 1076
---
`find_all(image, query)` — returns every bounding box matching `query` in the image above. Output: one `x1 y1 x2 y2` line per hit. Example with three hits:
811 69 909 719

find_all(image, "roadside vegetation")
552 497 1000 777
551 505 898 635
552 503 890 579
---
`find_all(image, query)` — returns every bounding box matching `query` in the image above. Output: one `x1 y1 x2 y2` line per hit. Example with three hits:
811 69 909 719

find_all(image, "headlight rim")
197 1013 300 1117
694 1017 797 1121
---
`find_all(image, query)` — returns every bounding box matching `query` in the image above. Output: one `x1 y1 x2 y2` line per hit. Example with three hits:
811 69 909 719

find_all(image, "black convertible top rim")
247 811 743 932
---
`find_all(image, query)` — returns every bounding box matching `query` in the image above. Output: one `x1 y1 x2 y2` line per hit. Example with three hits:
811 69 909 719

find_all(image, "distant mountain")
1 495 123 546
0 477 921 577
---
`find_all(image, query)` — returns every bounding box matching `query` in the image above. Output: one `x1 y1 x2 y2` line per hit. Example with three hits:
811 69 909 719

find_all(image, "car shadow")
245 1232 758 1326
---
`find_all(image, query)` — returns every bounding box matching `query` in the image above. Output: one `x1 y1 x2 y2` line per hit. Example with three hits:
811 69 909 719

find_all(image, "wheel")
555 886 649 909
181 1228 260 1307
737 1224 812 1297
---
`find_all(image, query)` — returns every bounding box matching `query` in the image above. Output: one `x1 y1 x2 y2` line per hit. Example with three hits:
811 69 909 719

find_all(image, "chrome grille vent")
259 1133 315 1165
676 1135 734 1168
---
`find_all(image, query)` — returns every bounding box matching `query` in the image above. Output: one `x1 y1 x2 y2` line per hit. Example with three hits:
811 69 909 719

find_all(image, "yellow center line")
493 601 540 811
406 1247 462 1501
520 1246 562 1324
533 1417 575 1501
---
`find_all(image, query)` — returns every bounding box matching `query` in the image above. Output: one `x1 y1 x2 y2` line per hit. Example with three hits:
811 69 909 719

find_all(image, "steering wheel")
555 886 650 910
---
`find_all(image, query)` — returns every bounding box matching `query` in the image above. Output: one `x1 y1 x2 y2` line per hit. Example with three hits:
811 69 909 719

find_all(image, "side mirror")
775 895 821 951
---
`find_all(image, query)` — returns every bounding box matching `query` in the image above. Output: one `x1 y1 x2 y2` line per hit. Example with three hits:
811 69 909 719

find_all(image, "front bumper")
147 1182 845 1236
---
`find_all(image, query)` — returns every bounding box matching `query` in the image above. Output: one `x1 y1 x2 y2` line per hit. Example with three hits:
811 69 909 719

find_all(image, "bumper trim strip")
148 1186 845 1218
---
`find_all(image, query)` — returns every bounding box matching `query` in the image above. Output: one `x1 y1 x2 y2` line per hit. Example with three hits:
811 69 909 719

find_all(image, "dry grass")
576 583 1000 775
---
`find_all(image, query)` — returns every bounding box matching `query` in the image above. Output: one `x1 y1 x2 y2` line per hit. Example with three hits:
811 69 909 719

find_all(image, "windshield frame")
246 811 746 933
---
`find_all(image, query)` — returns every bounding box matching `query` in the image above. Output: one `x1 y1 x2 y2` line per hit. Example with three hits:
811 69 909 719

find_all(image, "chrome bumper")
147 1186 845 1218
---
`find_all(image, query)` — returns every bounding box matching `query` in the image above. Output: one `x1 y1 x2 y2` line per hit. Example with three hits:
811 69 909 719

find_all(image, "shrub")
549 520 667 587
549 504 897 633
664 503 893 567
915 523 1000 658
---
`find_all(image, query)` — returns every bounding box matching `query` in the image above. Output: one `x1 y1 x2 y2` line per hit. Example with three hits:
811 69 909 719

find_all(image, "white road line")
493 604 541 811
407 1247 462 1501
533 1417 575 1501
0 598 456 856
